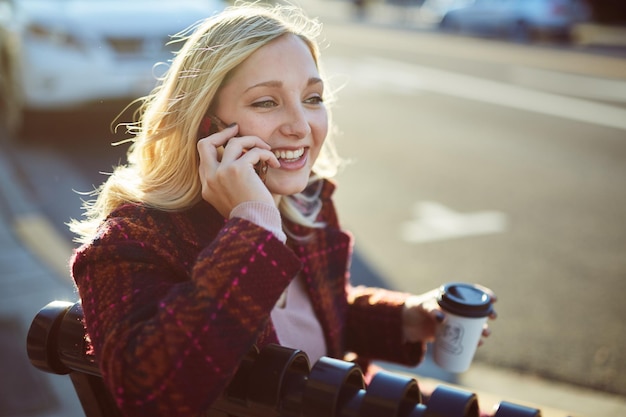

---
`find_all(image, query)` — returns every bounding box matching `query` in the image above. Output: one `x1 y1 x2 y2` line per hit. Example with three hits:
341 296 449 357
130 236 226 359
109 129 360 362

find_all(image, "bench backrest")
26 300 541 417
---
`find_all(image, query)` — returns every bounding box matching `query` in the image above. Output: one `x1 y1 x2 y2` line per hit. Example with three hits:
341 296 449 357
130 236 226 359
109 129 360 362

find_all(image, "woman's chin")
267 173 310 197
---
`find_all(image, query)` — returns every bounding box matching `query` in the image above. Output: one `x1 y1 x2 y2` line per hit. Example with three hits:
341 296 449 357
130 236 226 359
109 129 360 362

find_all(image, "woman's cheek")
313 114 329 145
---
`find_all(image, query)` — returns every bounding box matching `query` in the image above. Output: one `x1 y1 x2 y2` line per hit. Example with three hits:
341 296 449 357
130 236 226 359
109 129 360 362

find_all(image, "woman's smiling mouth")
273 147 305 162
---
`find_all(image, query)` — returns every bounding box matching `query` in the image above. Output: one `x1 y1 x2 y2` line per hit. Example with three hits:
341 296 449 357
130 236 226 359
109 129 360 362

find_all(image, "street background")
1 0 626 416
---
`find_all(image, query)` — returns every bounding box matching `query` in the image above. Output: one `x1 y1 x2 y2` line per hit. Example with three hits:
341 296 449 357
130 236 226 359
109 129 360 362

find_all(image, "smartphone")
198 114 268 183
198 114 227 138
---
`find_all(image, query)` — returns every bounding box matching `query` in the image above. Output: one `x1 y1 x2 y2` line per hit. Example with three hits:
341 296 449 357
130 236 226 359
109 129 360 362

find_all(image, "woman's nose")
280 105 311 138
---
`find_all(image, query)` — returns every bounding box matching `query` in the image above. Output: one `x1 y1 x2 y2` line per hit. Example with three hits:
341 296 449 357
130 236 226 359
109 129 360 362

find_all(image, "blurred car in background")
419 0 474 24
427 0 591 42
0 0 225 135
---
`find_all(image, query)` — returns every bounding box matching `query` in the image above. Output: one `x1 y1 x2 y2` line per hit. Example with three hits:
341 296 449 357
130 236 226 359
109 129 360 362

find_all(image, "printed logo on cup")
438 322 465 355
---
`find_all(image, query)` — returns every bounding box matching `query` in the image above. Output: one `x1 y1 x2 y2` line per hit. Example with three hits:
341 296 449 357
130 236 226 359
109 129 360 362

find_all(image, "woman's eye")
251 100 277 109
305 95 324 105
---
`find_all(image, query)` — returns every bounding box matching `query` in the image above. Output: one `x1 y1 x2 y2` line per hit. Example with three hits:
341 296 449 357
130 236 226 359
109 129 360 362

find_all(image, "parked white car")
434 0 592 41
0 0 225 134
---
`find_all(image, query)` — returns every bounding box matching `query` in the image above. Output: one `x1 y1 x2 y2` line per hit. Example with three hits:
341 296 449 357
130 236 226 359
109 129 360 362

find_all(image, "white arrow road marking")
400 201 508 243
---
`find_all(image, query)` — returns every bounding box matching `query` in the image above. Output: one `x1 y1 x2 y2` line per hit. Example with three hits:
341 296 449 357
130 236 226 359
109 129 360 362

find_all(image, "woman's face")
214 34 328 197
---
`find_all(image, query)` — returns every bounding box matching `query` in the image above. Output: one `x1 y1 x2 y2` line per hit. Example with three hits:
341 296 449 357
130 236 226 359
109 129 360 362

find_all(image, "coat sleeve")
72 214 301 417
345 285 426 366
311 179 426 367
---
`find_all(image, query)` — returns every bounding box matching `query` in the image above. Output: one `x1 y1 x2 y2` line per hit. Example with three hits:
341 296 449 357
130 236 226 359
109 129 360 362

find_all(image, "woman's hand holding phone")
197 119 279 218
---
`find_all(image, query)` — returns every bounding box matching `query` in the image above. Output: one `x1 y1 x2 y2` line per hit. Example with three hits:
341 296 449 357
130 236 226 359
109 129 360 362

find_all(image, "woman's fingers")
198 121 239 145
477 322 492 347
197 126 278 177
221 137 278 170
197 125 237 166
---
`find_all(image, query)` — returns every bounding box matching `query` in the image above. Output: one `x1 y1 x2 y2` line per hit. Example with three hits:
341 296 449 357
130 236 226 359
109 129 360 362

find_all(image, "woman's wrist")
230 201 286 243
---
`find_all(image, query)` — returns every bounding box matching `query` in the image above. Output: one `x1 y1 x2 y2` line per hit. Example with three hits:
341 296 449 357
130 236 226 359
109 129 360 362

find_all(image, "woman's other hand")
402 287 497 345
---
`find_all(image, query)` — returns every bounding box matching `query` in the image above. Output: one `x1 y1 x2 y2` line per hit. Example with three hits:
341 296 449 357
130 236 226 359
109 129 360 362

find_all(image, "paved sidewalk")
0 141 84 417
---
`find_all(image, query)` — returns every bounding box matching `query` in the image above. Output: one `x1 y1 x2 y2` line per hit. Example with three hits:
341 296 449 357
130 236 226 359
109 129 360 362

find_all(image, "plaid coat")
71 179 424 417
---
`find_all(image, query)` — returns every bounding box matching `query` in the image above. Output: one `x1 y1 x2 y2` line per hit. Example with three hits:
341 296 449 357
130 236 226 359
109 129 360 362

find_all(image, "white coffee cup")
433 282 494 373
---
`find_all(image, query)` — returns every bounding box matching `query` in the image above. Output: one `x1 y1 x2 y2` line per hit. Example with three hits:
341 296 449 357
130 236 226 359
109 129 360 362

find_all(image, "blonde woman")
70 3 494 416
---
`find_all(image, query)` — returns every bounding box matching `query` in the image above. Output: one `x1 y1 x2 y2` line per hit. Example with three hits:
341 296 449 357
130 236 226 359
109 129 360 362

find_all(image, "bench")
26 300 541 417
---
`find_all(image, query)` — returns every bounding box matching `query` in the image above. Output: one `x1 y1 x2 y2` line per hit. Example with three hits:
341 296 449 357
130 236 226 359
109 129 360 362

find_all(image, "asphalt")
1 1 626 416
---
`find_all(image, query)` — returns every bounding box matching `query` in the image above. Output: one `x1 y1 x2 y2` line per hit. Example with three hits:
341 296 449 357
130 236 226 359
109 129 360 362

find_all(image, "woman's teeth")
273 148 304 161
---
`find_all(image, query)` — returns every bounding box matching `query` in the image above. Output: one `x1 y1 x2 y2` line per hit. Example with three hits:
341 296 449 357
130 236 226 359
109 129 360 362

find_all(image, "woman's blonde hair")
70 2 342 243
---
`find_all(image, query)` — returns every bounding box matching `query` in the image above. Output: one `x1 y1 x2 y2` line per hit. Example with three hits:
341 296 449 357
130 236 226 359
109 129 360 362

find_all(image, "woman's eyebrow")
244 77 323 93
245 80 282 92
308 77 323 87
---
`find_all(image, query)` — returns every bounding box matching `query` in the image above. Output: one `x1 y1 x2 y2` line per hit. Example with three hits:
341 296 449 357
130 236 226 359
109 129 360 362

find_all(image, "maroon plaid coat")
71 179 425 417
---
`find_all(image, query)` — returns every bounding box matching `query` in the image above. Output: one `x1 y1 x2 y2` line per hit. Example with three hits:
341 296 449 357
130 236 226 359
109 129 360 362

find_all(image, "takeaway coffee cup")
433 282 494 373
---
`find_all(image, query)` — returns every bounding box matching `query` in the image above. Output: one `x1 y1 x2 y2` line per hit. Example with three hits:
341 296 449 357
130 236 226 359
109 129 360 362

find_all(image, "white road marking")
400 201 508 243
326 56 626 131
13 213 74 281
510 66 626 104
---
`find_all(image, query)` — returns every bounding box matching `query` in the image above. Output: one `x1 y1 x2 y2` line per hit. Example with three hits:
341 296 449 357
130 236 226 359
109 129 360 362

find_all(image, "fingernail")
227 122 237 128
435 311 445 323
